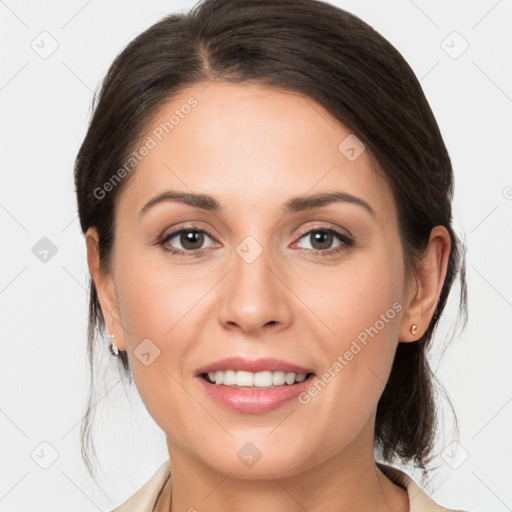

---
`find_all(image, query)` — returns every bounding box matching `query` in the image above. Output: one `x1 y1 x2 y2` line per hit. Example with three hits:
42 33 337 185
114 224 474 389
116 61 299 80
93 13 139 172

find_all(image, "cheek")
114 249 205 343
117 273 171 340
304 243 404 343
298 249 404 417
112 261 198 430
112 249 213 409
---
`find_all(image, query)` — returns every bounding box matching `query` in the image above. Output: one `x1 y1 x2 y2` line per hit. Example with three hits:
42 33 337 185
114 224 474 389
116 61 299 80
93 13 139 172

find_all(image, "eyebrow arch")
283 191 376 218
140 191 221 216
139 190 376 218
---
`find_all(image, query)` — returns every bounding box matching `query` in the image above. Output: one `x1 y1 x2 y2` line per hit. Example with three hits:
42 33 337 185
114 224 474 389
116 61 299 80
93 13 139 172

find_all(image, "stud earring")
107 333 119 356
410 324 417 336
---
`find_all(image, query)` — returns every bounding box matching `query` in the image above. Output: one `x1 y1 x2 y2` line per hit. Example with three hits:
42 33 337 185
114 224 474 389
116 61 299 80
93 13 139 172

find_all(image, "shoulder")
377 462 473 512
110 459 171 512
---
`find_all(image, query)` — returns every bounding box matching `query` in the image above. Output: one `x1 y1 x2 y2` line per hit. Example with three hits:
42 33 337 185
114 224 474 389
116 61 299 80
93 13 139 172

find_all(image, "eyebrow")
139 190 376 218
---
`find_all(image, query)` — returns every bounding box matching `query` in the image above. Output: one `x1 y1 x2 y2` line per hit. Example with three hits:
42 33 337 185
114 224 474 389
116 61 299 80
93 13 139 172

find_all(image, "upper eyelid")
295 222 352 239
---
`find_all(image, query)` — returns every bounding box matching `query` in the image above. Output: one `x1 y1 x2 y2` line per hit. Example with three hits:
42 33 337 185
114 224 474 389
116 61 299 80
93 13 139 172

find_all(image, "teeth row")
207 370 308 387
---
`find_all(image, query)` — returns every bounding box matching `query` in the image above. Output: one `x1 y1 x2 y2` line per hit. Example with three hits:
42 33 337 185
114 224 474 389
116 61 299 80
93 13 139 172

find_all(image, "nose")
217 240 293 335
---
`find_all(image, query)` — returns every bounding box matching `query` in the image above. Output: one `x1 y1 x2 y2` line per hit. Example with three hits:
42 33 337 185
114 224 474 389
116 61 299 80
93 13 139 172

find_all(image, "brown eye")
307 230 335 250
178 230 206 251
160 227 215 254
296 228 352 254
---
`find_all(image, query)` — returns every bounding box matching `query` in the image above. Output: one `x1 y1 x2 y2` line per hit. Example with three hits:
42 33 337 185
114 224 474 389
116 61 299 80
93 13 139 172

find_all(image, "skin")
86 81 450 512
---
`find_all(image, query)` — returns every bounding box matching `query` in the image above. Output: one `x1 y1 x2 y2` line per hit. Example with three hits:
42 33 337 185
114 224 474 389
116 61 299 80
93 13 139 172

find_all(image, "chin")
196 440 317 480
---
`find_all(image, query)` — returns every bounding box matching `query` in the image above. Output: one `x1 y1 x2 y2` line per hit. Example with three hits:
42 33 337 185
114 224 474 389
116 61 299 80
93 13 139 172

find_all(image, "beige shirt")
111 459 469 512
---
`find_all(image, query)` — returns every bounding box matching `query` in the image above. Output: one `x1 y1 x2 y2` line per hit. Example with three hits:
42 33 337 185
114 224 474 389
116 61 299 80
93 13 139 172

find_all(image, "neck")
157 427 409 512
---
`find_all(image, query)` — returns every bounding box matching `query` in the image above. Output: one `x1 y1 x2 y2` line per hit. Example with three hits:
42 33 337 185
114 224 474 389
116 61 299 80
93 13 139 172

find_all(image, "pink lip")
194 356 316 414
196 373 316 414
195 356 314 376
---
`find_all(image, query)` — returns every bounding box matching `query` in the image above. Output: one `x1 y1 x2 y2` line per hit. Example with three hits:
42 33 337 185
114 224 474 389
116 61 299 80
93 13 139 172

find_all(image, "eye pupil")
311 230 332 250
181 230 204 250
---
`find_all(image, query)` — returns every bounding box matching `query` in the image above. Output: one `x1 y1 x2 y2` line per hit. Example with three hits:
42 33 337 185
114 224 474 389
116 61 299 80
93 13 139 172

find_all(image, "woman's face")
91 81 415 477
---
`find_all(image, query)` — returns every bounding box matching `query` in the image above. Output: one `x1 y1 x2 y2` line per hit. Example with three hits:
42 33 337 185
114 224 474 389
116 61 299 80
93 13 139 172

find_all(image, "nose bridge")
217 233 291 332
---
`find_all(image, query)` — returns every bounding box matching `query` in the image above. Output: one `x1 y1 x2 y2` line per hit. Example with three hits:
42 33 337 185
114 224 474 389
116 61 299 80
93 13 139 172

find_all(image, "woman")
74 0 470 510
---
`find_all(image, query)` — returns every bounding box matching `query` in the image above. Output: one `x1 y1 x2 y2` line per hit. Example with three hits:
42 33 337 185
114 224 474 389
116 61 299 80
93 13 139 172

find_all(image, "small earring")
410 324 417 336
107 333 119 356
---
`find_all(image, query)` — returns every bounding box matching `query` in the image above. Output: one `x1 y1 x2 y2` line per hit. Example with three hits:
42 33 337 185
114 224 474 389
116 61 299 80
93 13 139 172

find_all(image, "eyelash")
158 223 354 258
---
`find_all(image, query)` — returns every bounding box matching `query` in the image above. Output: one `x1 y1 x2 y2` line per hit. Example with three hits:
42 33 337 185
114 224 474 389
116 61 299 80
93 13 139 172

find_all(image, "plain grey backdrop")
0 0 511 511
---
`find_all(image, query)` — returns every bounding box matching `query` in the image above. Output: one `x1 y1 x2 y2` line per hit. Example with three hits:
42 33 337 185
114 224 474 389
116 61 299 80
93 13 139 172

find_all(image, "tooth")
254 371 273 387
272 371 286 385
236 370 254 387
285 372 296 385
223 370 236 385
208 370 309 386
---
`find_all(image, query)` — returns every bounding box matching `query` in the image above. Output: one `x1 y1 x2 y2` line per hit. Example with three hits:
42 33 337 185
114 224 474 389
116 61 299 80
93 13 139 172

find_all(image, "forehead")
116 81 394 222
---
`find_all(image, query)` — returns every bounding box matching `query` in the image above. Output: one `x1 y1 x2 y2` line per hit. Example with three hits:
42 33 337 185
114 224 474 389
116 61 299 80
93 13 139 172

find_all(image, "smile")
196 372 316 414
202 370 311 387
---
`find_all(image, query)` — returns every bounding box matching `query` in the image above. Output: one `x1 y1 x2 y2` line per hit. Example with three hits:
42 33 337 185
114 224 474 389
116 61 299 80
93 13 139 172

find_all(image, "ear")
85 227 127 351
398 225 451 343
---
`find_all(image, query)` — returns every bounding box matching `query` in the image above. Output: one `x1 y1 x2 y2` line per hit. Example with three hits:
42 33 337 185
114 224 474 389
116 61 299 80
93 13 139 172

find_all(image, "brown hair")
74 0 467 483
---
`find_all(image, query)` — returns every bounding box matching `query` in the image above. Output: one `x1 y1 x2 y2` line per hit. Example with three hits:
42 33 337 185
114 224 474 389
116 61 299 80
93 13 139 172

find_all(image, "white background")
0 0 511 511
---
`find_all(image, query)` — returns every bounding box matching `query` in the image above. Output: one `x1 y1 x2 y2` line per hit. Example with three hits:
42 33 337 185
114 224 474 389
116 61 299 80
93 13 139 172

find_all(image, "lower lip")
196 374 315 414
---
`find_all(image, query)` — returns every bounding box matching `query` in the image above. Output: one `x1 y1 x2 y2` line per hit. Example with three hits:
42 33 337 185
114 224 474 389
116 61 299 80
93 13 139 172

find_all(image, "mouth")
194 357 317 414
199 370 316 389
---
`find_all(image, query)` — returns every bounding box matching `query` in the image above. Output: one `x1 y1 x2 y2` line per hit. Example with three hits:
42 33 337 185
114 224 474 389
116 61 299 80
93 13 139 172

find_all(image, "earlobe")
399 321 420 344
398 226 451 343
85 228 127 351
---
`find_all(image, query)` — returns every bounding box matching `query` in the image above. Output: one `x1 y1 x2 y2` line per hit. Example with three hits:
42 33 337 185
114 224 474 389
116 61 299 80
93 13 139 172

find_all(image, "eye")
294 227 353 255
159 225 216 256
158 224 354 257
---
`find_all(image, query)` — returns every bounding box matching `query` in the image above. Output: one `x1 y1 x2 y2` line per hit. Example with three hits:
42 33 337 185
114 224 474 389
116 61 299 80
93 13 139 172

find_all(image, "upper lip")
195 356 314 376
